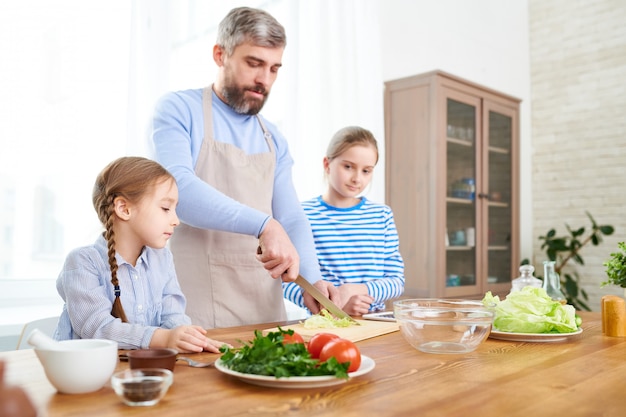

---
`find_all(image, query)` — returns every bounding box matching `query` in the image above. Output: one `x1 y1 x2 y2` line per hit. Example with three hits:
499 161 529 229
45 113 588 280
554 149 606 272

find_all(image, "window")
0 1 133 334
0 0 383 341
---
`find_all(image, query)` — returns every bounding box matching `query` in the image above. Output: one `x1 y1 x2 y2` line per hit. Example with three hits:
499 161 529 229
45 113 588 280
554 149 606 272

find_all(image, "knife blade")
255 245 357 323
295 275 358 323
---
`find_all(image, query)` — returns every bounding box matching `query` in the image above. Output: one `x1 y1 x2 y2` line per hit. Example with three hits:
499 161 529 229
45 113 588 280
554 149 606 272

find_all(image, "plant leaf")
600 225 615 235
586 211 597 227
564 276 578 297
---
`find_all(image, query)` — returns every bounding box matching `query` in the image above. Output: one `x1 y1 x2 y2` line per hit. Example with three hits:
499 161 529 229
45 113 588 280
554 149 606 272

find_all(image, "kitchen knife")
255 245 357 323
295 275 358 323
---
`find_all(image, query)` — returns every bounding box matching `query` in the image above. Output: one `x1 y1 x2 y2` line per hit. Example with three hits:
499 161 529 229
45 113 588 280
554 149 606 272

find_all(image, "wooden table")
1 312 624 417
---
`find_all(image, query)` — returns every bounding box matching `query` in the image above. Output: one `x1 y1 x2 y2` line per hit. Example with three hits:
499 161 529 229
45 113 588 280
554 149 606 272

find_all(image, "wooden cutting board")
263 319 399 342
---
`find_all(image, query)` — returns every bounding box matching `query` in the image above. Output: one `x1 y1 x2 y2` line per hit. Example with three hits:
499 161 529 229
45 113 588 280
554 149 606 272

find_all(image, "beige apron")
170 87 287 328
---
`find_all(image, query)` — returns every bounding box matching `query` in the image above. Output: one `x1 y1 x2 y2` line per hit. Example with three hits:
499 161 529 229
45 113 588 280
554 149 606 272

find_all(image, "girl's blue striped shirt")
283 196 404 311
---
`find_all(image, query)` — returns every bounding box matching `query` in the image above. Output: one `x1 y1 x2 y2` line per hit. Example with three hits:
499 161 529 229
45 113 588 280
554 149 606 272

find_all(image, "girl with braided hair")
53 156 229 352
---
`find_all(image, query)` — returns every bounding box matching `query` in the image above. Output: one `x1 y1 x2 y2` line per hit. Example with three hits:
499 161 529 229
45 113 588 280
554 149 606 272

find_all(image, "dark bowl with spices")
111 368 173 406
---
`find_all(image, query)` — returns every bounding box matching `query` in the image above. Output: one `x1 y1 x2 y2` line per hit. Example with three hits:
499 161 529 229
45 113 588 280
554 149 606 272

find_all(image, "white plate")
489 327 583 342
215 355 375 389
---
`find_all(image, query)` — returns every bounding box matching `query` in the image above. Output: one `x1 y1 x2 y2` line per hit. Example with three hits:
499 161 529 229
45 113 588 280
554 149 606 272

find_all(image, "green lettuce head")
482 287 578 333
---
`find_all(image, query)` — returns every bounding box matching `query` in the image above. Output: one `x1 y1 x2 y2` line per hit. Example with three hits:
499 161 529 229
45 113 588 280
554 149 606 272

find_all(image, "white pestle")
27 329 65 350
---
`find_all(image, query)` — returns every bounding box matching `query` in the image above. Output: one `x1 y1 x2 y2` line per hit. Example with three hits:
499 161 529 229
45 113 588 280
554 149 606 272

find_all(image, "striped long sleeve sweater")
283 196 405 312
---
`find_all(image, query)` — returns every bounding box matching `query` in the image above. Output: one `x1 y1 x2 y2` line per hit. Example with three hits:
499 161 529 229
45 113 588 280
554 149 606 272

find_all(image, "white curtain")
126 0 172 157
127 0 385 202
277 0 385 202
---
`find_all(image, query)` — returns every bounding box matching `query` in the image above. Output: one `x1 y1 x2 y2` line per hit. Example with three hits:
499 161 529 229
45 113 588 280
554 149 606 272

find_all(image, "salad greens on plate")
482 287 581 334
219 328 350 379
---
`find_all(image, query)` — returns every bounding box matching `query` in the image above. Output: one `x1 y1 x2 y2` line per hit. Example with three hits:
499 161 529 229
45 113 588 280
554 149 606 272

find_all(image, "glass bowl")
393 299 494 354
111 368 173 406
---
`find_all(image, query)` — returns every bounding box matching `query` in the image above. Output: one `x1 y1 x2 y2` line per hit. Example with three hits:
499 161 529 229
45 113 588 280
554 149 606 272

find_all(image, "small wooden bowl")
126 348 177 372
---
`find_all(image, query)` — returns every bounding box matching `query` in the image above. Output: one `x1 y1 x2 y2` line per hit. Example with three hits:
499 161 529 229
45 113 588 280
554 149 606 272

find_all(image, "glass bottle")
511 264 542 292
542 261 566 301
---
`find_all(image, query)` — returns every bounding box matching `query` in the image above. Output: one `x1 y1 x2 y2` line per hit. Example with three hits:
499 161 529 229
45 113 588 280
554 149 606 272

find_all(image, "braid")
104 194 128 323
92 156 174 325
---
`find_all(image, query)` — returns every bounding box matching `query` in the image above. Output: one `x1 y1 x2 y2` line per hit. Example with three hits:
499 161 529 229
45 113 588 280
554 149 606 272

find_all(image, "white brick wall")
529 0 626 310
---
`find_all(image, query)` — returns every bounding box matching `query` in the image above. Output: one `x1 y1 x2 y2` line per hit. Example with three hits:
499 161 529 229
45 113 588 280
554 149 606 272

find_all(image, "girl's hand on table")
153 325 230 353
204 337 232 353
337 284 374 316
342 294 375 316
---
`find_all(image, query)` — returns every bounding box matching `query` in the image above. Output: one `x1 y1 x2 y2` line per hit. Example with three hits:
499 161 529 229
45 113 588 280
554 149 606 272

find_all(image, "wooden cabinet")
384 70 520 299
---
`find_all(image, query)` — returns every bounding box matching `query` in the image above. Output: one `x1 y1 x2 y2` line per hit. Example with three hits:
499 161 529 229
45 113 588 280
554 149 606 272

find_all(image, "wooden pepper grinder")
0 360 37 417
601 295 626 337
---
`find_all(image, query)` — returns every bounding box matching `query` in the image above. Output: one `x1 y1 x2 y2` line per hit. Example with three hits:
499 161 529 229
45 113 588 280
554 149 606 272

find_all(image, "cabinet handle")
478 193 489 199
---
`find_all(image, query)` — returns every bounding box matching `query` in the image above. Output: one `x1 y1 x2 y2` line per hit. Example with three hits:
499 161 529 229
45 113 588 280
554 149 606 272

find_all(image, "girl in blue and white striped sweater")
283 126 405 316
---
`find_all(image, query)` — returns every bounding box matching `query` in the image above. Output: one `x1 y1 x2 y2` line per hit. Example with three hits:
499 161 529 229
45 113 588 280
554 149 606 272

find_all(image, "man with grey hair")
152 7 339 328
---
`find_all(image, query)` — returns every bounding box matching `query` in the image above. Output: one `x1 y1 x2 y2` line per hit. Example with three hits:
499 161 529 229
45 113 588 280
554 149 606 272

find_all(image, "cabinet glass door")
484 103 516 289
445 97 478 291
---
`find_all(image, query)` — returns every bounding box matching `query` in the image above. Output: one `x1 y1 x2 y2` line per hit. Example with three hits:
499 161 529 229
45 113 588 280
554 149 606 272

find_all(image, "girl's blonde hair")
92 156 174 323
326 126 379 164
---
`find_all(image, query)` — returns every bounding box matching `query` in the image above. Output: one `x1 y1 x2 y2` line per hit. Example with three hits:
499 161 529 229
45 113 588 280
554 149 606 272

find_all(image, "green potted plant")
602 242 626 289
524 212 614 311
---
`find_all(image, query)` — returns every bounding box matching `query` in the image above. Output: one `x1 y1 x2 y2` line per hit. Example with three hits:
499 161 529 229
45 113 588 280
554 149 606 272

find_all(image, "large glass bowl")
393 299 494 354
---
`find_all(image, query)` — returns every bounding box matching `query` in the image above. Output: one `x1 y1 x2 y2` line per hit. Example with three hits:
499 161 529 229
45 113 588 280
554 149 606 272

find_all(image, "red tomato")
307 333 340 359
319 338 362 372
282 331 305 345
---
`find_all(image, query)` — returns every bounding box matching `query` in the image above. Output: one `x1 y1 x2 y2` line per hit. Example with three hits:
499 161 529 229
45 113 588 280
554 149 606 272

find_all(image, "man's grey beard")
221 84 268 115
